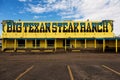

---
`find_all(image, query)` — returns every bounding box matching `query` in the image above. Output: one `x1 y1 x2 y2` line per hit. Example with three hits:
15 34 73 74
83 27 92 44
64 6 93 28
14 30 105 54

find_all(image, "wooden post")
103 39 105 52
116 39 118 53
85 39 87 48
2 39 4 51
25 39 27 48
75 39 76 48
54 39 56 51
35 39 36 48
94 39 96 48
45 39 47 48
5 39 7 49
65 39 66 51
14 39 16 51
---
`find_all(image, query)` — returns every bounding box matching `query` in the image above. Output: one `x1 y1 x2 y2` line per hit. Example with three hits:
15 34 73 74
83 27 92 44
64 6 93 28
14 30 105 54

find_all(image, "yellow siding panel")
86 40 94 48
70 40 75 48
6 40 14 48
56 40 63 48
26 40 33 48
40 40 45 48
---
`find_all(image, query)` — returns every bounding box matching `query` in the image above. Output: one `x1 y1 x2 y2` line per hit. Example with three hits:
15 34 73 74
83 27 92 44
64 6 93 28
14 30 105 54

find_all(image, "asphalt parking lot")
0 53 120 80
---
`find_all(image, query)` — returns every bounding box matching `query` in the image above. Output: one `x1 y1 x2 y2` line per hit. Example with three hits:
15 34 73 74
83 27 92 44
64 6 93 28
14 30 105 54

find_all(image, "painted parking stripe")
15 65 34 80
102 65 120 76
67 65 74 80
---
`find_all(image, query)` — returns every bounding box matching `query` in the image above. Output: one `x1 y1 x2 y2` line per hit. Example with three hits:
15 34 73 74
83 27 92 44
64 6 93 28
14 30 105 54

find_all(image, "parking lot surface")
0 53 120 80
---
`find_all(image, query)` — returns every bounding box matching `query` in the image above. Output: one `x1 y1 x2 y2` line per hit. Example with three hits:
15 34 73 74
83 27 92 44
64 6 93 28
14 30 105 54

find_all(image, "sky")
0 0 120 36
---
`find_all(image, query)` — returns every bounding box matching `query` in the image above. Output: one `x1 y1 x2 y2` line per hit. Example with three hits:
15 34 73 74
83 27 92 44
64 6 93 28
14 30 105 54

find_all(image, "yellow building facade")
1 20 120 53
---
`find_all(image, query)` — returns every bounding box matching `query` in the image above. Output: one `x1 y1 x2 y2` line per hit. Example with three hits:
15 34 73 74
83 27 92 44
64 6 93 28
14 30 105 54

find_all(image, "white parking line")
15 65 34 80
102 65 120 76
67 65 74 80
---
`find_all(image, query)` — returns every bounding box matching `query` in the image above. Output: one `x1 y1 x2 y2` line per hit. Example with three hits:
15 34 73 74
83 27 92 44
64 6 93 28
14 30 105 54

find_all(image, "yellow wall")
76 40 80 48
70 40 75 48
2 20 116 52
56 39 63 48
2 39 6 49
3 39 119 49
26 40 33 48
80 40 85 48
2 39 120 53
86 40 94 48
40 40 46 48
72 40 85 48
6 40 14 48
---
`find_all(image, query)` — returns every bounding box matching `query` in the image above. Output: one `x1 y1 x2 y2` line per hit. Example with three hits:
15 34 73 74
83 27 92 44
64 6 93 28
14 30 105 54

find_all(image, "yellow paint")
44 50 53 52
2 31 114 39
103 39 105 52
1 39 120 53
2 39 4 51
76 40 80 48
67 65 74 80
2 20 114 39
75 39 76 48
17 50 25 52
70 40 75 48
14 39 16 51
26 40 33 48
40 40 45 48
72 50 80 52
65 39 66 51
94 39 96 48
75 40 84 48
2 20 119 53
45 39 47 48
56 39 63 48
54 39 56 51
85 39 87 48
5 50 14 52
102 65 120 76
6 39 14 48
31 50 40 52
15 65 34 80
116 39 118 53
86 40 94 48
